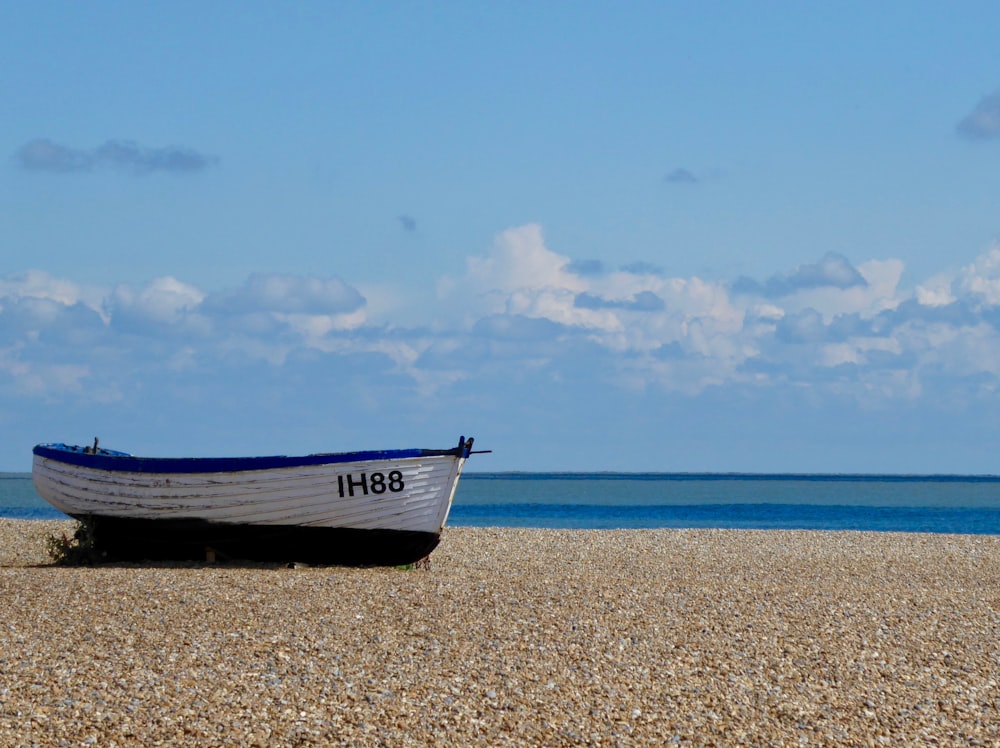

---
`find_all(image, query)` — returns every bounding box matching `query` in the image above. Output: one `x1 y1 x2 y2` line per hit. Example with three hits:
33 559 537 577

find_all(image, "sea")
6 471 1000 534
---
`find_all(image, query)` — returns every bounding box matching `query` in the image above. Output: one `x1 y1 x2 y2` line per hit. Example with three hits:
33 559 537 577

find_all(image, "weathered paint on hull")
76 514 440 566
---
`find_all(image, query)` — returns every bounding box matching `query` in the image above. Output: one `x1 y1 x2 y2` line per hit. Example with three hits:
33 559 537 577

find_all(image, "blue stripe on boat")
33 443 452 474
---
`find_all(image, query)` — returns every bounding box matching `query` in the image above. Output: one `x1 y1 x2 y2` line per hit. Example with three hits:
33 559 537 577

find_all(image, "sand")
0 518 998 746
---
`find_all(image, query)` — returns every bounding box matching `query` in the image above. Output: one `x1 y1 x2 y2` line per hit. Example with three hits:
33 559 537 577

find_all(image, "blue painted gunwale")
33 442 467 475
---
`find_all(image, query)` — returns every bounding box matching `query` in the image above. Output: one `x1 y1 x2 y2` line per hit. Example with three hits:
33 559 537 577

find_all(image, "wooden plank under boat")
32 436 480 565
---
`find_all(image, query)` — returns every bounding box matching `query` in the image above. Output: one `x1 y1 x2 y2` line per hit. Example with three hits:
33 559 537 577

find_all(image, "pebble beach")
1 519 998 746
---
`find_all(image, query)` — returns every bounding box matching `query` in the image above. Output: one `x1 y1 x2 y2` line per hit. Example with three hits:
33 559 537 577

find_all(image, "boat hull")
78 516 441 566
32 439 473 565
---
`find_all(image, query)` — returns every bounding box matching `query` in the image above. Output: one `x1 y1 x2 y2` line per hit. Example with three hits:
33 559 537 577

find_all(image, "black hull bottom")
73 515 441 566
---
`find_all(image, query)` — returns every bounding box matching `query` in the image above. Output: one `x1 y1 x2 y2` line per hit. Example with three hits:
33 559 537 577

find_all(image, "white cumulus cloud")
6 229 1000 423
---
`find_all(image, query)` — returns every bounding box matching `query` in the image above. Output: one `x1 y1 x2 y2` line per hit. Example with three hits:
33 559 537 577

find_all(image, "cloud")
574 290 665 312
211 274 368 349
465 224 581 294
14 138 219 174
203 273 365 316
106 276 208 335
0 295 107 347
664 168 698 184
0 270 105 315
774 308 829 344
13 140 92 173
957 90 1000 140
94 141 218 173
437 224 591 327
8 230 1000 435
733 252 867 298
620 261 664 276
566 259 605 276
472 314 568 342
953 246 1000 304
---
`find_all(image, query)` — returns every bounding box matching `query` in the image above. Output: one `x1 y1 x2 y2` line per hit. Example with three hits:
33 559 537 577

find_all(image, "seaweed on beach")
44 518 103 565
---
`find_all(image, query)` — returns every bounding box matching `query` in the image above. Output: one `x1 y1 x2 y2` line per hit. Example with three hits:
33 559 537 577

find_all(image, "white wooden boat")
32 436 480 565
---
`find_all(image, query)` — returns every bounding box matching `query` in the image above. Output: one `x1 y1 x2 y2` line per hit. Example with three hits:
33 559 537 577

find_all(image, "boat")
32 436 480 565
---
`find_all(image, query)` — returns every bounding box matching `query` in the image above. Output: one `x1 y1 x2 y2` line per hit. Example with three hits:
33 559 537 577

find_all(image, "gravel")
1 519 998 746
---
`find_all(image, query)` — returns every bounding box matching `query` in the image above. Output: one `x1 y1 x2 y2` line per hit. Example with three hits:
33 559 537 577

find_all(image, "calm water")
6 471 1000 534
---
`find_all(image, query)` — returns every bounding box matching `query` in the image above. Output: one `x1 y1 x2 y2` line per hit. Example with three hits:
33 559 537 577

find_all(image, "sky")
3 2 1000 472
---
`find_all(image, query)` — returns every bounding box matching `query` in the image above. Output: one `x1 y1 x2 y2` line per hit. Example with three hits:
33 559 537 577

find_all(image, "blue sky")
3 2 1000 472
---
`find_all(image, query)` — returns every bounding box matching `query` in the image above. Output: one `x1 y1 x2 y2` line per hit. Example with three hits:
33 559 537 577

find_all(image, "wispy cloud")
957 90 1000 140
574 290 665 312
664 167 698 184
13 138 219 174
